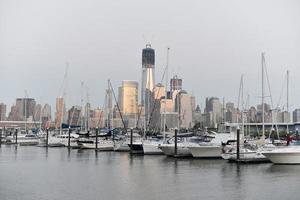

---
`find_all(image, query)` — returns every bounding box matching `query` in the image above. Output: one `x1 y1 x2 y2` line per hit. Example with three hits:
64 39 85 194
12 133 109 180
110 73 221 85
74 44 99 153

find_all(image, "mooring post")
46 128 49 147
68 127 71 149
271 128 275 144
15 129 18 144
296 128 299 142
0 127 2 146
237 127 240 160
95 127 99 151
130 128 133 153
174 129 178 156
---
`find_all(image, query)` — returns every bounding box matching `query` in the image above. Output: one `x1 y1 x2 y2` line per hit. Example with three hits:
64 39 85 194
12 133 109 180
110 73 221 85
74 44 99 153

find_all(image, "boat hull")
159 145 192 157
128 143 144 154
262 152 300 164
189 146 222 158
143 143 163 155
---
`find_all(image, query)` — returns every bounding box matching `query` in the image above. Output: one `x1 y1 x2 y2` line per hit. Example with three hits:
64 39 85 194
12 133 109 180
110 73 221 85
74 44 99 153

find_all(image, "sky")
0 0 300 113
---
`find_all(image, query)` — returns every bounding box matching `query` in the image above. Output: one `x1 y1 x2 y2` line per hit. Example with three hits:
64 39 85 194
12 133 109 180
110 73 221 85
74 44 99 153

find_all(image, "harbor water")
1 145 300 200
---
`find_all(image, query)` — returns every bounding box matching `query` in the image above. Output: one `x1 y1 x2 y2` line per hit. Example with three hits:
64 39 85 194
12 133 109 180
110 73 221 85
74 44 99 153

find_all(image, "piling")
236 128 240 160
68 127 71 149
271 128 275 144
174 129 178 156
130 128 133 153
15 129 18 144
296 129 299 142
0 128 2 145
95 127 98 151
46 128 49 147
112 129 115 144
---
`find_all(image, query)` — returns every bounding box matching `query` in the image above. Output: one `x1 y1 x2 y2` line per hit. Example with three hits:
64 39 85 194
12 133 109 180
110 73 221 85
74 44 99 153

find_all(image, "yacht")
188 132 235 158
79 138 114 151
47 133 79 147
262 145 300 164
6 134 39 146
113 138 130 152
159 136 203 157
143 138 164 155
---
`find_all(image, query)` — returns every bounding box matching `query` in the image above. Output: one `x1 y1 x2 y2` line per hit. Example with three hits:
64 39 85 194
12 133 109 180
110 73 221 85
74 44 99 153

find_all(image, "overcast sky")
0 0 299 113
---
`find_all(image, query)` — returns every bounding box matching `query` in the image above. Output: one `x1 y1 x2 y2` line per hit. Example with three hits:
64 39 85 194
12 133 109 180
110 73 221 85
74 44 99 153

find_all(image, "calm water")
1 145 300 200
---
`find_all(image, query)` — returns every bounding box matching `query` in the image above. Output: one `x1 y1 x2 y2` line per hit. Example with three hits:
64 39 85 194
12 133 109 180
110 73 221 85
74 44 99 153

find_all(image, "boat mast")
163 47 170 141
60 63 69 135
261 53 265 139
24 90 27 133
80 81 85 131
287 70 289 133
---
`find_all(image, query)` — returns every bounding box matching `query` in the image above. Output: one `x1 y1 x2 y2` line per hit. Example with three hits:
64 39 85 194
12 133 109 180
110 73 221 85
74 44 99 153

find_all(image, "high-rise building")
8 105 21 121
204 97 222 128
41 104 51 128
175 91 194 129
15 98 36 120
55 97 65 129
141 44 155 127
119 80 138 116
90 107 104 128
118 80 138 128
154 83 165 100
170 75 182 92
293 109 300 123
34 104 42 121
0 103 7 121
67 106 81 126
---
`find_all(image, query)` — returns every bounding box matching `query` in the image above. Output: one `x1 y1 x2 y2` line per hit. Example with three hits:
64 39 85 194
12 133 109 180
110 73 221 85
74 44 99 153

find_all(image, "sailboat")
142 48 171 155
222 53 274 162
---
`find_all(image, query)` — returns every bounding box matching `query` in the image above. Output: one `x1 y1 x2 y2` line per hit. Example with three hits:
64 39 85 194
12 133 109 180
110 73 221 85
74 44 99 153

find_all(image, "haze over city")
1 0 300 111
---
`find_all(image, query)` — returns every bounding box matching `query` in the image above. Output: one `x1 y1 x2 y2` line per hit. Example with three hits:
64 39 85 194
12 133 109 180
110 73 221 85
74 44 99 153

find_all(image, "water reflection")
1 147 300 200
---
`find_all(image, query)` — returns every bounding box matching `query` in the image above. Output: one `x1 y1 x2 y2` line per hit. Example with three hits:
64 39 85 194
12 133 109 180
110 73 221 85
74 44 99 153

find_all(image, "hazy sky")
0 0 300 112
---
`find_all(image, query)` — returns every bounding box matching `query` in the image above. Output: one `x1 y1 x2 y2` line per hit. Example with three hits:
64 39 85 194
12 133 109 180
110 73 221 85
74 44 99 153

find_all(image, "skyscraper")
55 97 65 129
141 44 155 128
0 103 6 121
15 98 36 120
119 80 138 116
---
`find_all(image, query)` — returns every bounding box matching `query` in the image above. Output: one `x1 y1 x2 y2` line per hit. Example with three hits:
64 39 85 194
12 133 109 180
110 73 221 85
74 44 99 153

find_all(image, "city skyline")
1 0 300 112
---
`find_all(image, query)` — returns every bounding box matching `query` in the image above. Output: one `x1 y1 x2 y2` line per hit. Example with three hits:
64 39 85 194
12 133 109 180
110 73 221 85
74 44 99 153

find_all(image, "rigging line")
264 58 274 109
147 64 168 130
276 73 287 110
96 95 107 129
109 80 127 134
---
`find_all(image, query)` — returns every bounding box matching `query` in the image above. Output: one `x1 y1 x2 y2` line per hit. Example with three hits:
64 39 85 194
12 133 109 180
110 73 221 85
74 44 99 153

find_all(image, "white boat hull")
81 140 114 151
189 146 222 158
159 145 192 157
143 143 163 155
262 152 300 164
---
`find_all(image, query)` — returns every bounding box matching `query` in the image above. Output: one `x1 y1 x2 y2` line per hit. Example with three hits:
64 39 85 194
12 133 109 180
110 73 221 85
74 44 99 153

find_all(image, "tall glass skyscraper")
141 44 155 128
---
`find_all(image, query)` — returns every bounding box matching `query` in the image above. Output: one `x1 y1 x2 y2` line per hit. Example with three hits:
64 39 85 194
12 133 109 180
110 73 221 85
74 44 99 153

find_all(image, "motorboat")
79 138 114 151
47 133 79 147
113 139 130 152
188 132 235 158
159 136 203 157
6 134 39 146
262 145 300 164
143 138 164 155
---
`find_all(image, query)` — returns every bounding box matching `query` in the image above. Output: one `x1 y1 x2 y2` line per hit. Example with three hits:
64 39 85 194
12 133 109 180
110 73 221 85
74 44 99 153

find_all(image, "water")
1 145 300 200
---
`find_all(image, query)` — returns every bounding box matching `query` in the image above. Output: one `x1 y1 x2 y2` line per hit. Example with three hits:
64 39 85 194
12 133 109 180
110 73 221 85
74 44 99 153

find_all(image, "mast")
60 63 69 134
80 81 85 131
24 90 27 133
261 53 265 139
287 70 289 133
163 47 170 141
